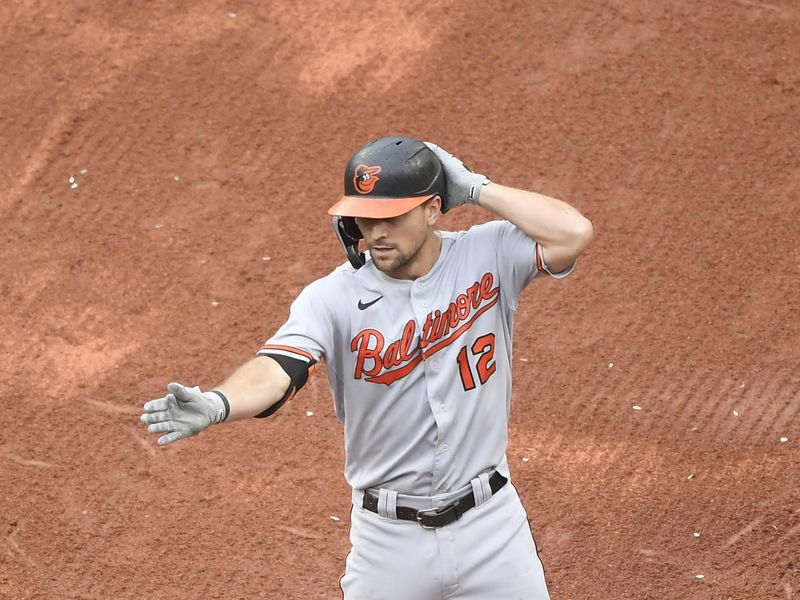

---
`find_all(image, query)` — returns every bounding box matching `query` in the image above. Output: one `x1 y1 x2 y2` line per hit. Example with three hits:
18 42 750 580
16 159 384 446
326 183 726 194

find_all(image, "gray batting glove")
140 382 228 446
424 141 490 211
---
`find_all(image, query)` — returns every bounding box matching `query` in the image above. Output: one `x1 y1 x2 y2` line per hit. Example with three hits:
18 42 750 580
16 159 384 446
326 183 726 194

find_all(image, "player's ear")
425 195 442 225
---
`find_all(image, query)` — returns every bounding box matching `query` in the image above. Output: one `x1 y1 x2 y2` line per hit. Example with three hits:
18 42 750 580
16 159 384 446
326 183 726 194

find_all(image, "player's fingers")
423 141 444 155
423 141 453 159
157 431 184 446
148 421 175 434
143 394 172 413
167 382 198 403
140 410 170 425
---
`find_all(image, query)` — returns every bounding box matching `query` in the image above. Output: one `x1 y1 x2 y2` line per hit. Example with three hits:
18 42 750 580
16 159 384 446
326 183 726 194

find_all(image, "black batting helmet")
328 135 447 269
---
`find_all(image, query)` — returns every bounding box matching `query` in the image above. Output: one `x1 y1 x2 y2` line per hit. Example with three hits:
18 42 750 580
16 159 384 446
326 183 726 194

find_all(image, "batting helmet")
328 135 447 269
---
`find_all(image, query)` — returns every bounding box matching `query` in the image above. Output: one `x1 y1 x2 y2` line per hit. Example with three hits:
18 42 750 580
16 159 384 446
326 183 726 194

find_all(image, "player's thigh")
340 506 442 600
451 483 550 599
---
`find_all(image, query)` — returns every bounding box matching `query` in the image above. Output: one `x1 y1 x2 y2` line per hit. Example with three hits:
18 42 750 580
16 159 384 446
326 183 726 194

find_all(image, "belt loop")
470 479 481 507
377 488 398 518
386 490 398 519
470 472 492 508
479 472 492 504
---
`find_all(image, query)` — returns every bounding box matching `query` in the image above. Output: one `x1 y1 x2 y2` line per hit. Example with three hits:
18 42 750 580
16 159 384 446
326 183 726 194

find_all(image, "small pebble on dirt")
211 300 220 306
330 516 340 522
68 176 75 183
306 411 314 417
522 457 529 462
693 532 700 538
262 256 271 261
632 405 642 411
695 574 704 579
518 358 528 362
733 410 739 416
174 175 180 181
154 224 164 229
80 169 88 174
739 383 746 389
70 182 78 189
780 437 788 443
687 474 695 480
228 12 237 18
608 363 614 368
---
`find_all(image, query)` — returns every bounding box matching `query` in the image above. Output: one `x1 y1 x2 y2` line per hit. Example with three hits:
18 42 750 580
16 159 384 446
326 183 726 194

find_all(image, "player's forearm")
214 356 291 421
479 182 593 271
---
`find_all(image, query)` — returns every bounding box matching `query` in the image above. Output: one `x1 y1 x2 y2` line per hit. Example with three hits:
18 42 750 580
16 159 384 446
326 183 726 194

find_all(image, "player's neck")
386 230 442 281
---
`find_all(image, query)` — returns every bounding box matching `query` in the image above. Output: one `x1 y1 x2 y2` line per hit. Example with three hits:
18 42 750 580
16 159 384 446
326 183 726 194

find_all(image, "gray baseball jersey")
259 220 572 495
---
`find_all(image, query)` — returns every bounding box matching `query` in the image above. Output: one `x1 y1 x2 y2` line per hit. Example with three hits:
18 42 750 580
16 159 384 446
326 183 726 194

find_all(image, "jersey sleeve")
255 280 332 416
474 220 576 310
258 280 332 364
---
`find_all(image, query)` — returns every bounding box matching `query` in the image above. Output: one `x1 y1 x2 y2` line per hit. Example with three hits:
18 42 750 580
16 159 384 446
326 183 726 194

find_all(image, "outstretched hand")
424 142 490 211
140 382 227 446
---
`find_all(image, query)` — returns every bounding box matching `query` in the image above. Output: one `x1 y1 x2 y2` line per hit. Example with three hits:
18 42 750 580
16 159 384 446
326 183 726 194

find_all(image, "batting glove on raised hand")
140 382 228 446
424 141 490 211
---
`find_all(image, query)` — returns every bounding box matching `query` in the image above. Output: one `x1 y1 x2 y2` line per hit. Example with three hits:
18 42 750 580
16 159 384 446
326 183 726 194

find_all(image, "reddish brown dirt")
2 1 798 598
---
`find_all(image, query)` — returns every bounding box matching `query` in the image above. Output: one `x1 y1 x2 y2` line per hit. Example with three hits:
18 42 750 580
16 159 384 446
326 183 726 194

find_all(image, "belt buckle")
417 502 461 529
415 504 454 529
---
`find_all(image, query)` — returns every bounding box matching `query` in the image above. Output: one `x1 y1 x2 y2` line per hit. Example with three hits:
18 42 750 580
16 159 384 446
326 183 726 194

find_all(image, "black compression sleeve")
254 353 315 418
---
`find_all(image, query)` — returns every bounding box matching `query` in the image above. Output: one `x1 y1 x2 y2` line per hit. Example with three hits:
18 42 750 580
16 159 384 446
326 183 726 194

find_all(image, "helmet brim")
327 194 436 219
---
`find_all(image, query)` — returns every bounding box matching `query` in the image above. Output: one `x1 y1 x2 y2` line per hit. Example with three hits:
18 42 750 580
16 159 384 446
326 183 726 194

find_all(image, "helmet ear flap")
332 216 365 269
342 216 362 240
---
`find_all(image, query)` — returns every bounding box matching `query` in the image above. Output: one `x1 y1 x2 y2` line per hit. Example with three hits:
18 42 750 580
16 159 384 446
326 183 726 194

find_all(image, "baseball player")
140 135 593 599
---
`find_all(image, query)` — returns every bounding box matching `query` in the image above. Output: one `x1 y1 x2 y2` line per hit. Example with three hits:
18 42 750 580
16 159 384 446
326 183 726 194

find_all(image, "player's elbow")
567 215 594 256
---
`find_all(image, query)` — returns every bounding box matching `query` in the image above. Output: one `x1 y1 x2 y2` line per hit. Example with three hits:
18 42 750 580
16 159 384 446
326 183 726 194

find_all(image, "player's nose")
363 221 391 240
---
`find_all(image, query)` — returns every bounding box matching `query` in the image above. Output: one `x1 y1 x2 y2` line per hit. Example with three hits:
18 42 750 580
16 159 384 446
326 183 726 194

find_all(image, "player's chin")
371 257 394 272
370 253 402 273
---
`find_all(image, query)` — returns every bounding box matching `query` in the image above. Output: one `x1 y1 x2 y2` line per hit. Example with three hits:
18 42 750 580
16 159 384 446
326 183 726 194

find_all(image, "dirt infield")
2 1 798 598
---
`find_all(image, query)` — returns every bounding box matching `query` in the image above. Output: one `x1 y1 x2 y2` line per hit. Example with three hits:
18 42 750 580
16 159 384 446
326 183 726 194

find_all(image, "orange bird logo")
354 164 382 194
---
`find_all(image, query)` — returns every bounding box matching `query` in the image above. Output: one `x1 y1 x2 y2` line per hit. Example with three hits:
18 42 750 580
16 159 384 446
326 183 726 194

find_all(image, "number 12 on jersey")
456 333 497 391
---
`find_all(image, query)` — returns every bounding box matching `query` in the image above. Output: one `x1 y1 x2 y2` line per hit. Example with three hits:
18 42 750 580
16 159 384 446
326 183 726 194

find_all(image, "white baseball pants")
340 479 550 600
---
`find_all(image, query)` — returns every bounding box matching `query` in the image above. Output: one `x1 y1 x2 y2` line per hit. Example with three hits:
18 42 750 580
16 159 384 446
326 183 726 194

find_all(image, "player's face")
356 199 440 280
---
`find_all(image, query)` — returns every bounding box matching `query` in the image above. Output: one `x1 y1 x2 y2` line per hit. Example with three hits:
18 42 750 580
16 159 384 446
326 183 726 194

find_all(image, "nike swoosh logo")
358 296 383 310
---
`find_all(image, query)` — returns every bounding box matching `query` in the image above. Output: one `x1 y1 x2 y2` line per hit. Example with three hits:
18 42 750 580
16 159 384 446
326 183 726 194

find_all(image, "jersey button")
432 360 440 369
442 443 449 452
440 403 447 411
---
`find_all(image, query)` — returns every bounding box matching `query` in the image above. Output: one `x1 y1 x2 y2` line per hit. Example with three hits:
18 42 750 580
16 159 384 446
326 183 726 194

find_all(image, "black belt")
362 472 507 529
